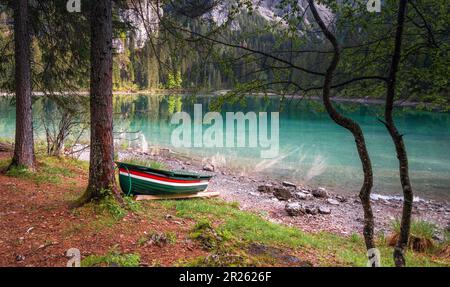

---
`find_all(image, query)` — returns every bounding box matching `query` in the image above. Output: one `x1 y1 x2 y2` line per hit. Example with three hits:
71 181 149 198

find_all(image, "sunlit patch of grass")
123 195 142 214
3 155 86 185
95 194 128 220
0 137 13 143
38 155 85 175
65 157 89 171
35 173 62 184
0 158 11 170
5 164 32 178
5 163 62 184
81 247 140 267
350 233 362 243
42 165 74 177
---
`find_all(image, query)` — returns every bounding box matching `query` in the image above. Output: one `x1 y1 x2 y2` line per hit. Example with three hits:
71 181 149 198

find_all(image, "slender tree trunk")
10 0 35 171
384 0 412 267
308 0 375 252
76 0 120 205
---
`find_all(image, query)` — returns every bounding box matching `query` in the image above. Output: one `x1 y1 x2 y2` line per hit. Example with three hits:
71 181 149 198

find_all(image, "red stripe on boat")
119 168 202 183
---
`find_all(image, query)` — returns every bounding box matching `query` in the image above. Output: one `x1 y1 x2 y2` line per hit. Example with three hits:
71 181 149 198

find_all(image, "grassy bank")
0 153 448 267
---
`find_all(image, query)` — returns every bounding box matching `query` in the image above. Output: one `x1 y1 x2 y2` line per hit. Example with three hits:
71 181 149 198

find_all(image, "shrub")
388 219 436 252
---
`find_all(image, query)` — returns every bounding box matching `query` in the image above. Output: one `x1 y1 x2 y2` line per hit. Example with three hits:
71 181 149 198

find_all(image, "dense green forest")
1 1 448 105
0 3 290 92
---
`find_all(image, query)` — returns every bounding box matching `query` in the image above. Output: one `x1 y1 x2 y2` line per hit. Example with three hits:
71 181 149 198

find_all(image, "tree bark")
308 0 375 252
76 0 120 205
384 0 412 267
10 0 35 171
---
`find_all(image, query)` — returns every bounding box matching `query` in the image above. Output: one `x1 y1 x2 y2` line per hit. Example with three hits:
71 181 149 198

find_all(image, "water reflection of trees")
0 97 16 138
113 94 185 151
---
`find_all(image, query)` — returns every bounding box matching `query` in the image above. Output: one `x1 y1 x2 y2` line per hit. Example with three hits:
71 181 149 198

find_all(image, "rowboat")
116 162 213 196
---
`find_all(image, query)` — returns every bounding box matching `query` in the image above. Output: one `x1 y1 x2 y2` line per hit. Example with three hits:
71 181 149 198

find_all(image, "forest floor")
0 151 449 267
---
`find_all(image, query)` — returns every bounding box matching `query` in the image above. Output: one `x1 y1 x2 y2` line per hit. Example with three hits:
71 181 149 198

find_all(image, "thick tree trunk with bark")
308 0 375 252
10 0 35 171
76 0 121 205
384 0 412 267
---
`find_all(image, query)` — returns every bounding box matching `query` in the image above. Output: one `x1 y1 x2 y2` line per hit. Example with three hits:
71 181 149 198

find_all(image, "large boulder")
273 187 294 201
285 202 305 216
312 187 329 198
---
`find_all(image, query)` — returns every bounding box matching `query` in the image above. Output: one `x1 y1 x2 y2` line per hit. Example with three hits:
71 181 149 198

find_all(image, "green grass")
42 165 75 177
81 248 140 267
158 198 449 267
0 158 10 170
96 194 128 220
5 164 62 184
391 218 437 240
161 199 315 248
89 194 143 223
3 155 86 185
5 164 31 177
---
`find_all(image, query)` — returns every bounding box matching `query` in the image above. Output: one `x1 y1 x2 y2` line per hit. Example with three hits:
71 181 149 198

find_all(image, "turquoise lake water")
0 94 449 200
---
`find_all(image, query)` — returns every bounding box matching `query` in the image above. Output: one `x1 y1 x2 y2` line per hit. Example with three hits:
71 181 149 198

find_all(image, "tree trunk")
10 0 35 171
76 0 120 205
308 0 376 252
384 0 412 267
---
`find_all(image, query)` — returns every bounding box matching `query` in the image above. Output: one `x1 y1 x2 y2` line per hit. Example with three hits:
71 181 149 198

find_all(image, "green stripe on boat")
116 161 213 196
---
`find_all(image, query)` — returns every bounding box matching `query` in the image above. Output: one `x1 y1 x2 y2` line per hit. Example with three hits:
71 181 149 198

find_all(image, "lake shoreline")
0 91 438 109
2 137 448 237
114 147 450 238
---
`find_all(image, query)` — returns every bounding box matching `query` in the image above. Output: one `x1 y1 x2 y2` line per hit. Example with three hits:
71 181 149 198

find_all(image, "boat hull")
116 162 212 196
